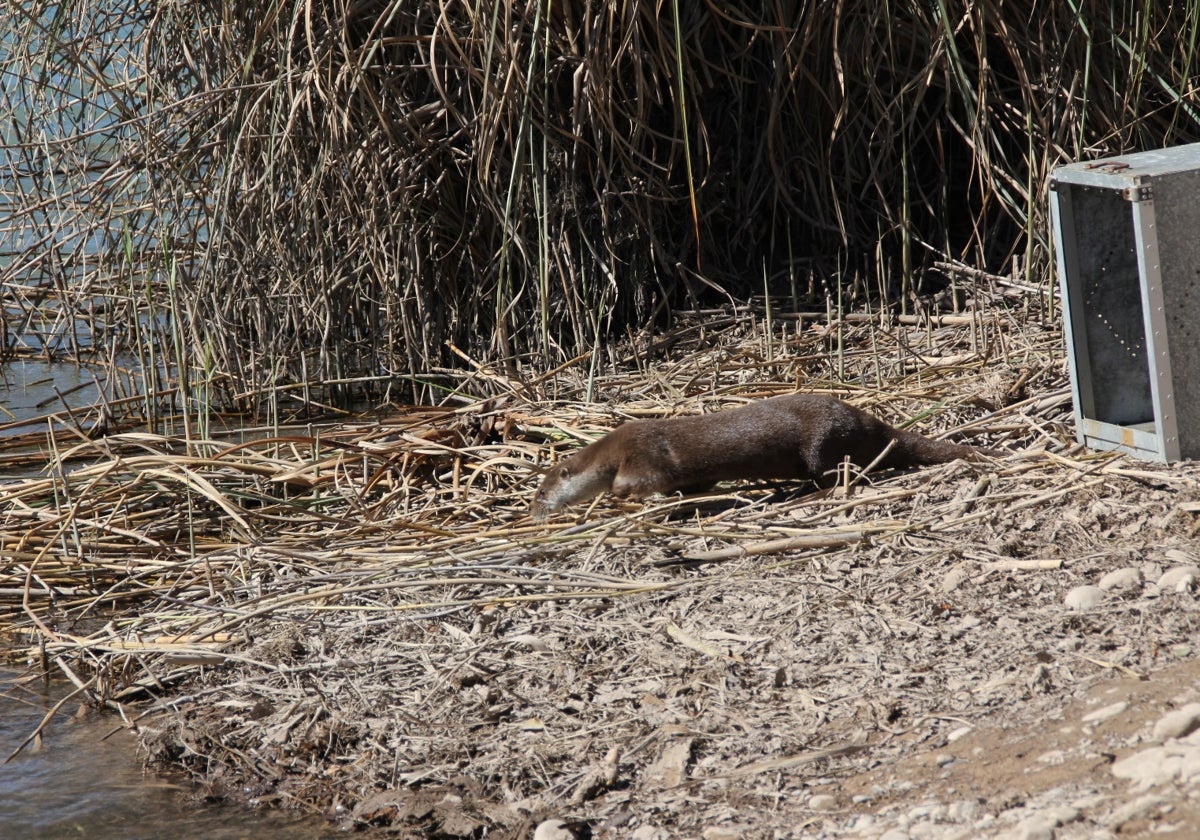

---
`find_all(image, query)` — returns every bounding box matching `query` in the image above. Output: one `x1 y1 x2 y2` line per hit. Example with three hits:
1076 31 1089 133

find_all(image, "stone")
1082 700 1128 724
906 803 944 820
630 827 670 840
1152 703 1200 741
1064 585 1105 610
946 798 982 822
1036 749 1066 766
849 814 876 832
942 566 970 593
808 793 837 812
1163 549 1197 565
1157 565 1199 591
1110 746 1200 789
534 820 586 840
701 828 743 840
1098 567 1141 590
1107 793 1169 828
1012 805 1079 840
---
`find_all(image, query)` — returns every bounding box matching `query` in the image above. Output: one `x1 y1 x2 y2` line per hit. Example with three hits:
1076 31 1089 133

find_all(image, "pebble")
700 828 742 840
808 793 837 812
1107 793 1169 828
1069 792 1106 810
629 827 670 840
1156 565 1199 591
974 813 997 830
533 820 583 840
1111 744 1200 788
1064 584 1105 611
1163 548 1197 565
907 803 944 821
1152 702 1200 741
947 725 973 742
1011 805 1079 840
1098 567 1141 590
942 566 970 593
1081 700 1128 724
946 799 981 822
509 633 553 651
850 814 876 832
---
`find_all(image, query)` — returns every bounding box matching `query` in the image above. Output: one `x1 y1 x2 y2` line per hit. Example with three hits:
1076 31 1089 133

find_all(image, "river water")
0 364 342 838
1 10 358 832
0 670 337 839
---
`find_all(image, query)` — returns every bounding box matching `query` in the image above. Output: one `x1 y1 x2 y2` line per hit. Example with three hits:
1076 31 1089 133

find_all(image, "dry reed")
4 2 1200 405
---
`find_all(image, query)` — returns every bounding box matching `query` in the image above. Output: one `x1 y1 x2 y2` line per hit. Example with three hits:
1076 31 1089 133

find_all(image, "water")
0 358 101 431
0 368 344 838
0 376 347 838
0 371 340 837
0 670 338 839
0 11 350 832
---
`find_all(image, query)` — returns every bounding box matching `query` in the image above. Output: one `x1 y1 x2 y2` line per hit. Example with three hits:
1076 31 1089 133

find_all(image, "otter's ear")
558 465 573 479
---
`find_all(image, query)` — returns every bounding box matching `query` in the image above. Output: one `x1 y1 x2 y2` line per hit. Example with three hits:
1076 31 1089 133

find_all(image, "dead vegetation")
4 300 1200 836
5 2 1200 405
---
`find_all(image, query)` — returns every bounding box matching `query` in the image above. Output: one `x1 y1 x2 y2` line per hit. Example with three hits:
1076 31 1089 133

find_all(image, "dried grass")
6 3 1200 830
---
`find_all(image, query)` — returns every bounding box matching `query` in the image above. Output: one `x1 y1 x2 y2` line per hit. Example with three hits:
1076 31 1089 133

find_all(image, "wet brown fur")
532 394 994 518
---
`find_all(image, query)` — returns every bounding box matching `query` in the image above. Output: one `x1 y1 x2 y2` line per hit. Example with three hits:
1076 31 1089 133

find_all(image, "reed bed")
5 304 1200 833
5 2 1200 406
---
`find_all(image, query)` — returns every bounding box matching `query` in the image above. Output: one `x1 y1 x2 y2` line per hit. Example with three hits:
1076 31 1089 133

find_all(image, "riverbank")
5 304 1199 837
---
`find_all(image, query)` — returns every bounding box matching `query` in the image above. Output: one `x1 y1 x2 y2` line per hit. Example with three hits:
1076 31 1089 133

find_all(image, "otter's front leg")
610 461 667 500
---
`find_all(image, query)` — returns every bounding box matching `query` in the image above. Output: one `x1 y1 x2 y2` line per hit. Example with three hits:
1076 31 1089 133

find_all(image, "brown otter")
531 393 994 519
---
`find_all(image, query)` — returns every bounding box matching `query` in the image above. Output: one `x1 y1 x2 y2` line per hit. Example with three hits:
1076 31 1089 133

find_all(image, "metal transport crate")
1049 143 1200 462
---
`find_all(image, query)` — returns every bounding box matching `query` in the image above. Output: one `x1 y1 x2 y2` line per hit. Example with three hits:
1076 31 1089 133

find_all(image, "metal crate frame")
1049 143 1200 463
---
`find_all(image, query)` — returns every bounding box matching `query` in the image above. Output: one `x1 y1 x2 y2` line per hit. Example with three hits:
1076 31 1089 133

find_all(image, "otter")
531 393 993 519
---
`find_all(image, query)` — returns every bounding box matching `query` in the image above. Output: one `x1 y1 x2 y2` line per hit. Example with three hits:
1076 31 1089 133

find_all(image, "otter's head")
530 457 611 520
531 462 576 520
